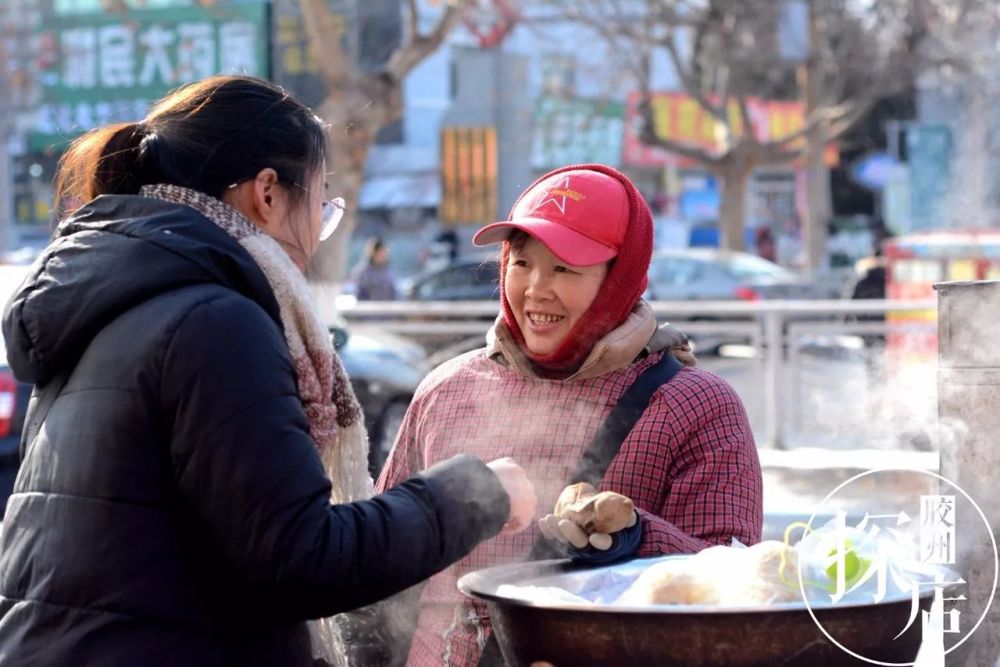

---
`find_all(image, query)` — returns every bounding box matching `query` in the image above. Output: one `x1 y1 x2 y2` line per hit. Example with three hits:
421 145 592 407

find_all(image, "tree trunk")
802 1 831 274
803 131 831 272
307 144 365 291
308 125 368 289
308 85 394 286
292 0 470 290
715 151 753 251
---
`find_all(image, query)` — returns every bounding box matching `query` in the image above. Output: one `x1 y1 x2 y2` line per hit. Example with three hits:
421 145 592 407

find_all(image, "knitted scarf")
140 184 374 504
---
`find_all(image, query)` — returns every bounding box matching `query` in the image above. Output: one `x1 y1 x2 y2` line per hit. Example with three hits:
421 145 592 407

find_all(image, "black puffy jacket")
0 195 508 666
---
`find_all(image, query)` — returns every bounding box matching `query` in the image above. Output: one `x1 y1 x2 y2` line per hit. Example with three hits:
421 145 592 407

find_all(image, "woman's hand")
538 483 642 564
486 457 538 534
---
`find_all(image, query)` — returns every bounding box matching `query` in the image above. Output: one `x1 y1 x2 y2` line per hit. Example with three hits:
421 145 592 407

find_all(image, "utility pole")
801 0 831 275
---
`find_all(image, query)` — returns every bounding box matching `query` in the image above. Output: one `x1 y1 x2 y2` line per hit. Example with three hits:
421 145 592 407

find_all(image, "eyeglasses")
227 178 346 242
320 197 346 241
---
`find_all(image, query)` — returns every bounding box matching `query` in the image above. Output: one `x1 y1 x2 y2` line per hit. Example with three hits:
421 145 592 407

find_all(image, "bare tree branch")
825 92 880 140
299 0 354 88
554 0 941 161
757 145 802 166
738 96 756 144
640 124 723 165
298 0 474 282
637 90 722 166
559 2 648 51
644 0 698 26
385 0 471 80
556 1 655 89
405 0 420 44
606 31 649 86
751 86 871 158
662 30 726 122
768 10 922 153
560 0 699 29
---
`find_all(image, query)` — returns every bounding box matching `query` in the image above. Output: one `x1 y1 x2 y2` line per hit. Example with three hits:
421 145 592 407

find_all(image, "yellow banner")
440 126 498 225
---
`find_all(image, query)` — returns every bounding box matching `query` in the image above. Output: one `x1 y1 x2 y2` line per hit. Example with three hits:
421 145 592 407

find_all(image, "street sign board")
906 124 952 230
29 2 270 151
530 96 624 169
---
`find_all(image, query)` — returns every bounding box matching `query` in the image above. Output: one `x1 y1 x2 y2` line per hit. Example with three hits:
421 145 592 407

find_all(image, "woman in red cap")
376 164 762 666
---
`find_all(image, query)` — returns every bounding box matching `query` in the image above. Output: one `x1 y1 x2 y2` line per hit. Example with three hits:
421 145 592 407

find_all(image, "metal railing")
339 299 939 449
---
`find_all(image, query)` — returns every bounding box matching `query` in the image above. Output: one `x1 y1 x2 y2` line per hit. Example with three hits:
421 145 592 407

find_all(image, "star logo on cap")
536 175 585 214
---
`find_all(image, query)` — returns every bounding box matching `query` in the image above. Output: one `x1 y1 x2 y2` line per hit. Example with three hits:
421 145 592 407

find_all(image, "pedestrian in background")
0 75 537 666
352 235 398 300
845 217 892 350
755 226 778 263
377 164 763 666
425 228 460 273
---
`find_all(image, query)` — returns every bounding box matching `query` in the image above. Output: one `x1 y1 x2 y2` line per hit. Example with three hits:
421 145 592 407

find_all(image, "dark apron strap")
568 352 684 487
478 352 684 667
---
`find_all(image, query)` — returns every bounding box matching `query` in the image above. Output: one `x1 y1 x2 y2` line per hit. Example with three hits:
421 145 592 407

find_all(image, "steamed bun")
618 541 801 607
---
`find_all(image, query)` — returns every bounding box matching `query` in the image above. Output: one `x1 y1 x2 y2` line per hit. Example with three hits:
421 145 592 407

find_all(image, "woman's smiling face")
504 235 608 356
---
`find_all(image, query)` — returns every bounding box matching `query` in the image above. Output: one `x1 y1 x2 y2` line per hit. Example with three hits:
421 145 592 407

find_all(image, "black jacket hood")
2 194 281 385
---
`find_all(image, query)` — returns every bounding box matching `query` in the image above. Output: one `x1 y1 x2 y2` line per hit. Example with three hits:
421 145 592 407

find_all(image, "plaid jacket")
376 347 762 666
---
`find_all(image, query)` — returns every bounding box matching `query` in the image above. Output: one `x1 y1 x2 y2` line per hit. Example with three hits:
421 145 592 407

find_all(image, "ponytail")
53 121 147 218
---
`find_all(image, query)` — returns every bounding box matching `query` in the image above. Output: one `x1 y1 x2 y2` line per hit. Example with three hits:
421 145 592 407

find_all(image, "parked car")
404 254 501 301
645 249 839 354
646 249 835 302
330 315 429 476
409 250 833 302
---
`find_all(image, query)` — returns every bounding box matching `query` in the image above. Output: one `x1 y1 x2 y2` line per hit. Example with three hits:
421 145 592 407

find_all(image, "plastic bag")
788 515 960 606
488 522 957 609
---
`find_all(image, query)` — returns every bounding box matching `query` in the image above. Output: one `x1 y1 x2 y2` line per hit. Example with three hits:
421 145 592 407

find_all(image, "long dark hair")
54 75 327 217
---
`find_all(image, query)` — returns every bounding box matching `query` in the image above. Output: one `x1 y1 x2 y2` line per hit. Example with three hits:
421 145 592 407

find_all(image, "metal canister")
936 279 1000 665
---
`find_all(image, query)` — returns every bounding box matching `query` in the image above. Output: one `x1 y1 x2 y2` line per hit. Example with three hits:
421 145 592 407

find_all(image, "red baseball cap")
473 168 630 266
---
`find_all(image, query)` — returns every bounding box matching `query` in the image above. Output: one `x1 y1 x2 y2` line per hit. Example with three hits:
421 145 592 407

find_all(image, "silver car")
647 249 833 301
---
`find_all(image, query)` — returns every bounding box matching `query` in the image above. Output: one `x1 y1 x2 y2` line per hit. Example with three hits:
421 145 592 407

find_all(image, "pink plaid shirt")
376 348 762 667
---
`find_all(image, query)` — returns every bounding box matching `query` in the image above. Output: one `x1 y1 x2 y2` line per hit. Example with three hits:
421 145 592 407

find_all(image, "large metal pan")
459 556 933 667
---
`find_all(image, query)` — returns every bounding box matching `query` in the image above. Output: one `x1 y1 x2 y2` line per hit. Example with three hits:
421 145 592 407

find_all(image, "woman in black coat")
0 75 536 666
